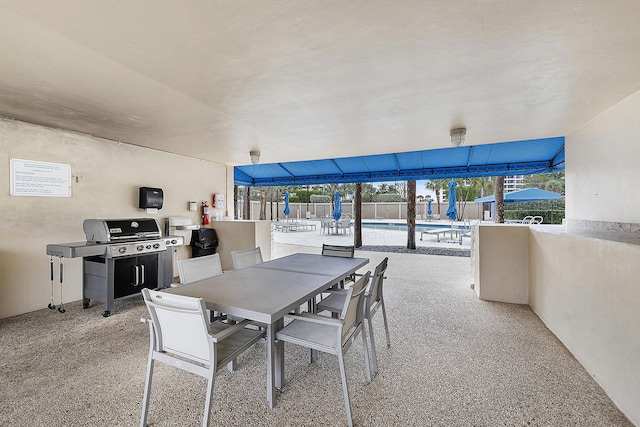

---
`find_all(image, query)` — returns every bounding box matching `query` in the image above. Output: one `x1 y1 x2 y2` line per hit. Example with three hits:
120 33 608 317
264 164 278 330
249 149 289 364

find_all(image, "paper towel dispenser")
139 187 164 209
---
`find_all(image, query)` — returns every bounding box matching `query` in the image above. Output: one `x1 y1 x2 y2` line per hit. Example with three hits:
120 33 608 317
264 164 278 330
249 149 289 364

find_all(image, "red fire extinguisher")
202 201 210 225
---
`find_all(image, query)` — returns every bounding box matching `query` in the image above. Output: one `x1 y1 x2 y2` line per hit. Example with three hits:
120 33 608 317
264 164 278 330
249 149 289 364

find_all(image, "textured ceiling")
0 0 639 166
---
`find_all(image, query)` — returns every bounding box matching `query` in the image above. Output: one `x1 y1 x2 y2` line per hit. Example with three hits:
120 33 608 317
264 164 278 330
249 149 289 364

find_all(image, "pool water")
361 222 461 231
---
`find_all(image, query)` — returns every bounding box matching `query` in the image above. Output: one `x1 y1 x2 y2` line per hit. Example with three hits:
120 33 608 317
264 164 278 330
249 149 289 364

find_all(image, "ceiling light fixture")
450 128 466 147
250 150 260 164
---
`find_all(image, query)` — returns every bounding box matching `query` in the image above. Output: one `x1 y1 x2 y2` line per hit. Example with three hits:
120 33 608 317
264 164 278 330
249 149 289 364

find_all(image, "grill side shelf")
46 242 107 258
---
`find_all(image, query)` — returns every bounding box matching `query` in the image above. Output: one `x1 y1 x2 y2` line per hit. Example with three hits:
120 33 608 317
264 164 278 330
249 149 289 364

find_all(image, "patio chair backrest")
140 288 265 427
231 247 263 270
142 288 212 364
341 271 370 343
366 257 388 310
322 244 355 258
178 253 223 284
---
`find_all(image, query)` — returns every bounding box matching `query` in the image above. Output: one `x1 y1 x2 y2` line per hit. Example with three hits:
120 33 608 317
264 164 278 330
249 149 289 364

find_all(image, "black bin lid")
190 228 218 249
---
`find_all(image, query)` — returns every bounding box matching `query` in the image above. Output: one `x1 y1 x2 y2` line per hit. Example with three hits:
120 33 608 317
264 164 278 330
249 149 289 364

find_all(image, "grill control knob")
153 243 160 249
146 245 152 249
136 245 144 251
119 247 127 254
171 239 178 244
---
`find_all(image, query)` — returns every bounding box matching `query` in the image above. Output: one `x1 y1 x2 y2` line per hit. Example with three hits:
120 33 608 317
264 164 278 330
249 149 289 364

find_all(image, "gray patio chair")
230 247 269 331
317 257 390 375
322 244 356 288
178 253 223 284
139 288 264 427
320 217 333 234
275 271 372 427
337 217 352 235
177 253 224 322
322 244 355 258
230 247 263 269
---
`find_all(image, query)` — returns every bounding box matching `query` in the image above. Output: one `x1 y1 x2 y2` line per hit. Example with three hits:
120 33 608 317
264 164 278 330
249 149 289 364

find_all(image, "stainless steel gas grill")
47 218 184 317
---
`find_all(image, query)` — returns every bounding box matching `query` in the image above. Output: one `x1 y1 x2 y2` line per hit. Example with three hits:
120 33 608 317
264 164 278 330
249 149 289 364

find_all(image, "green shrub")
502 200 564 224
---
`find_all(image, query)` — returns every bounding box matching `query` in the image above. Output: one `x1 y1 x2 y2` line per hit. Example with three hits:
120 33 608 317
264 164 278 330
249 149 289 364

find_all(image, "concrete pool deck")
272 218 472 252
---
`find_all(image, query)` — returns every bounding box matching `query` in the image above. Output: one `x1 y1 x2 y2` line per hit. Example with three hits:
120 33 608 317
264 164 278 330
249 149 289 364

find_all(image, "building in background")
504 175 525 192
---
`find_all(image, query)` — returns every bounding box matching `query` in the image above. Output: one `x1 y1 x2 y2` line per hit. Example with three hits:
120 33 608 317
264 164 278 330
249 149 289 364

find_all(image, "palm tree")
360 183 377 202
476 177 493 198
407 180 416 249
495 176 505 223
451 177 492 219
425 179 448 214
233 185 239 219
259 187 267 220
243 186 251 219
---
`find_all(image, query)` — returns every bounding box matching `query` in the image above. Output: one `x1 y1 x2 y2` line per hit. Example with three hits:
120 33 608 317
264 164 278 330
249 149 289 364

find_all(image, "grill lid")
83 218 161 243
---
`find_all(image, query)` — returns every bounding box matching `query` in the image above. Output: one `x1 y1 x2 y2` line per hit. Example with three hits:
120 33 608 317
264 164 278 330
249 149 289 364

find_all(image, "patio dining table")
164 252 369 409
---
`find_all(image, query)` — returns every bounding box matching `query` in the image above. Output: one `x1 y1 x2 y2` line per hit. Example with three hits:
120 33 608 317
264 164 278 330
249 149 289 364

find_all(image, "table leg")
267 318 285 409
274 318 284 389
307 297 318 363
267 322 276 408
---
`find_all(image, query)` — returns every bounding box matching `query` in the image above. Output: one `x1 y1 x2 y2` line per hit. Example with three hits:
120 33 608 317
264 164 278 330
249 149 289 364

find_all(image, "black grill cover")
190 229 218 257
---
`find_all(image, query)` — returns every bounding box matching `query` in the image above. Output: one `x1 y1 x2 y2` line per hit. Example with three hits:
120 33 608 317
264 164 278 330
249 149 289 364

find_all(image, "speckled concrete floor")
0 242 633 426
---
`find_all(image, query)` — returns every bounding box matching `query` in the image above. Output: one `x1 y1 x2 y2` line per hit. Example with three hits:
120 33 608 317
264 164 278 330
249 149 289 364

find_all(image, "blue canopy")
235 137 565 186
475 187 562 203
333 191 342 220
446 181 458 221
283 191 290 216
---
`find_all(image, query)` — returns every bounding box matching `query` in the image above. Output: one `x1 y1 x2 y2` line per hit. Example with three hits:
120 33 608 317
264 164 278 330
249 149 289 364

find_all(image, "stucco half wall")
529 229 639 426
474 224 640 425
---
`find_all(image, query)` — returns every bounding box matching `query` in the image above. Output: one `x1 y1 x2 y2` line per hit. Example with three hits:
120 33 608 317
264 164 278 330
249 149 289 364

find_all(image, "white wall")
473 91 640 425
529 91 640 425
529 230 640 426
0 118 230 318
566 91 640 223
474 225 529 304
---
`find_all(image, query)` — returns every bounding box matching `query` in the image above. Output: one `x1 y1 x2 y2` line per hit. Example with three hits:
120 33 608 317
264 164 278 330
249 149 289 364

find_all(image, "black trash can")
190 228 219 257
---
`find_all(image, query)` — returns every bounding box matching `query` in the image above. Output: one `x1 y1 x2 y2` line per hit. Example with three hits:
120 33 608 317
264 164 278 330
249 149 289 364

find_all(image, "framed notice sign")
10 158 72 197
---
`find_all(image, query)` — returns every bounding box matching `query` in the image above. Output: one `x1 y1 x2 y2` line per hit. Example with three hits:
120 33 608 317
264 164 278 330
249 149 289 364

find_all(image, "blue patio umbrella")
283 191 290 216
446 181 458 221
427 199 433 215
332 191 342 220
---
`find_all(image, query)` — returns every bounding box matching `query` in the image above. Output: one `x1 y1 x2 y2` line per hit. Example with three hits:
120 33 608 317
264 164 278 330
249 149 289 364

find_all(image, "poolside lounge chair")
460 218 475 242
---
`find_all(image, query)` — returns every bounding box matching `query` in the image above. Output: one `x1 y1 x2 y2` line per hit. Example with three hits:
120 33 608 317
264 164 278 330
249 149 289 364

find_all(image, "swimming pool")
361 222 460 231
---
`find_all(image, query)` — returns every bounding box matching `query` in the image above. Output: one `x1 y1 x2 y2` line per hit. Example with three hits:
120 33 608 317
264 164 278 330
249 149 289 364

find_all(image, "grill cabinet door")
114 254 158 298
